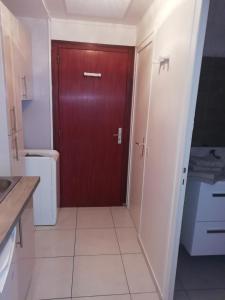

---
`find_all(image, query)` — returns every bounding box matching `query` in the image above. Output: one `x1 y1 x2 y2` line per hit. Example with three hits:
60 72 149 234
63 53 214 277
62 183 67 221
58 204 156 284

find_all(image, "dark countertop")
0 176 40 251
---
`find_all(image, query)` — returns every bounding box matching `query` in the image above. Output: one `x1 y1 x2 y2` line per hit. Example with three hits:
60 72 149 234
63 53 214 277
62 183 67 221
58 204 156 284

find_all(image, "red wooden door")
52 41 134 207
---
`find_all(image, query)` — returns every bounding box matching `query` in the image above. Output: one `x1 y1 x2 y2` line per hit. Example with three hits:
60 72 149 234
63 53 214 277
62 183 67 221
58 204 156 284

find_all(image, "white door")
138 0 209 298
129 41 153 229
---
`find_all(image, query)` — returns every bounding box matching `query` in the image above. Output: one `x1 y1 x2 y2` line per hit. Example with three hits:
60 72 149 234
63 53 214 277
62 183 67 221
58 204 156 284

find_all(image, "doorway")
52 41 134 207
174 1 225 299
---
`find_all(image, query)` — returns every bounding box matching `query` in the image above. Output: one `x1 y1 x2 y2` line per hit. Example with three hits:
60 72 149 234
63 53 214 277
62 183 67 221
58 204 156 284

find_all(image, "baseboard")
138 234 163 300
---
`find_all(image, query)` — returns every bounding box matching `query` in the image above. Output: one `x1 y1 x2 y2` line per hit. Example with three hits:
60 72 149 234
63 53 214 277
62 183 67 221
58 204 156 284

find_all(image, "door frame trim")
51 40 135 206
126 35 154 214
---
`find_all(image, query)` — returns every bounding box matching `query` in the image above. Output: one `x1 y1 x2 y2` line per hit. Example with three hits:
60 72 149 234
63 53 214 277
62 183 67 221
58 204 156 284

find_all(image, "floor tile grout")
30 207 159 300
110 207 131 296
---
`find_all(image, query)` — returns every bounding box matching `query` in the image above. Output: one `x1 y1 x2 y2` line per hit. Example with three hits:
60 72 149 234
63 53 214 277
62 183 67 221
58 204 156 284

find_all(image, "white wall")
134 0 209 299
21 17 52 149
51 18 136 46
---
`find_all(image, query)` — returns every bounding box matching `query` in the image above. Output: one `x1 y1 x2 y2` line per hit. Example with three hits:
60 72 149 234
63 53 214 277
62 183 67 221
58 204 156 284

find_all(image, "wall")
134 0 209 299
203 0 225 57
21 17 52 149
51 18 136 46
192 57 225 146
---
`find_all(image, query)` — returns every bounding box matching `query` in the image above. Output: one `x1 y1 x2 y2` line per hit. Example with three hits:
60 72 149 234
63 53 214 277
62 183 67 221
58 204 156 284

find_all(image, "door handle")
16 218 23 248
113 128 122 144
10 106 17 133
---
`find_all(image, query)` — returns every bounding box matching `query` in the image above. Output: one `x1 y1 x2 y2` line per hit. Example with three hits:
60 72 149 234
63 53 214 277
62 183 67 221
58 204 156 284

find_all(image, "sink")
0 177 21 203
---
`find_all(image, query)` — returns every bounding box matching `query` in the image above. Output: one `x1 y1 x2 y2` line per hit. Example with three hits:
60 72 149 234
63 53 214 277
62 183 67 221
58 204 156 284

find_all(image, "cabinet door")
17 198 35 300
0 4 22 133
0 5 15 135
0 230 19 300
18 22 33 101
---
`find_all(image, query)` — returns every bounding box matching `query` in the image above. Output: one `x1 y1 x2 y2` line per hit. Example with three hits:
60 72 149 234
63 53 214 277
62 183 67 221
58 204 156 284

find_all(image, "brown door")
52 41 134 207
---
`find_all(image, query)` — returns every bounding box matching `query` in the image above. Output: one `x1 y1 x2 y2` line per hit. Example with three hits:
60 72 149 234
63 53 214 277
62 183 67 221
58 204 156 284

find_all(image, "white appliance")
24 149 60 226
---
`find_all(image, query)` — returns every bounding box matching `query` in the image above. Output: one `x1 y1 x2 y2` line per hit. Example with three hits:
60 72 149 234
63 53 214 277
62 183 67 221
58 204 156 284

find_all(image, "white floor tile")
111 207 134 227
35 207 77 230
35 229 75 257
77 207 114 228
73 295 131 300
116 228 141 254
72 255 129 297
173 291 189 300
122 254 156 294
188 289 225 300
131 293 160 300
75 229 120 255
28 257 73 299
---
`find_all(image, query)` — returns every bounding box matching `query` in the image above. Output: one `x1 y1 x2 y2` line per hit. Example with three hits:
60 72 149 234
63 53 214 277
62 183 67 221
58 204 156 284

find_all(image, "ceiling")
2 0 153 25
1 0 48 18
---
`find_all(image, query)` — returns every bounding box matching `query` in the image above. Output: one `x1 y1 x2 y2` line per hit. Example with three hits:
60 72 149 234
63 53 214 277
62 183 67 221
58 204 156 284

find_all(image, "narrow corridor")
27 207 159 300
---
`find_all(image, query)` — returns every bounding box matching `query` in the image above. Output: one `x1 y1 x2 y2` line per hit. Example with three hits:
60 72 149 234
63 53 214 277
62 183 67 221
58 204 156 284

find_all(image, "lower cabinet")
0 197 34 300
181 178 225 255
0 243 19 300
17 197 35 299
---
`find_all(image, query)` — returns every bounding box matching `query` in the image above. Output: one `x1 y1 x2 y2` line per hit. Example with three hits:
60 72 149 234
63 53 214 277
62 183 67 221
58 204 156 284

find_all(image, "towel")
190 156 225 168
189 165 223 173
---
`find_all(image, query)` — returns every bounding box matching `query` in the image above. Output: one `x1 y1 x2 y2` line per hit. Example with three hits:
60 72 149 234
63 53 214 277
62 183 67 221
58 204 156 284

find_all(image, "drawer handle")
212 193 225 197
207 229 225 234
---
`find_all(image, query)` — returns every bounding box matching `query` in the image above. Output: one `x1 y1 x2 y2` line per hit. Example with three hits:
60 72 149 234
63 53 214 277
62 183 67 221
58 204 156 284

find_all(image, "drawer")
197 181 225 221
191 221 225 255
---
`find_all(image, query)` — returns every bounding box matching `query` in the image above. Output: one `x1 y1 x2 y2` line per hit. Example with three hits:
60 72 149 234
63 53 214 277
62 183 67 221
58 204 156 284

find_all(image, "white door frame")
163 1 210 299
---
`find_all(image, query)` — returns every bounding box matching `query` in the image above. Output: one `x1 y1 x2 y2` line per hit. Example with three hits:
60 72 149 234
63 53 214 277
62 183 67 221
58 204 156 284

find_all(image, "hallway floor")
27 207 159 300
174 247 225 300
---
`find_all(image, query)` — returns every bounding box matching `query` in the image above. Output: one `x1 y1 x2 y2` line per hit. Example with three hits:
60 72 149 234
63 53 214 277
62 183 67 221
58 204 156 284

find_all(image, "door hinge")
182 167 187 185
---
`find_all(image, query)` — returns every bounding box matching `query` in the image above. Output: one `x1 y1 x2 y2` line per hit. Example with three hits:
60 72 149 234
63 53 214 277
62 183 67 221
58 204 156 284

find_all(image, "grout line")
110 208 131 296
35 255 75 259
40 290 163 300
76 226 135 230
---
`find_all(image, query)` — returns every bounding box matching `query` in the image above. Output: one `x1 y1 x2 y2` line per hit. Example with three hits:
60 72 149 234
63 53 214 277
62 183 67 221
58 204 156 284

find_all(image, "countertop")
0 176 40 251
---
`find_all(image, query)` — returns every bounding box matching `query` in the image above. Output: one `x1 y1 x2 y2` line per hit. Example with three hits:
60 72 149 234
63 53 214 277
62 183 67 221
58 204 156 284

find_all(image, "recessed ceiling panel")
65 0 131 19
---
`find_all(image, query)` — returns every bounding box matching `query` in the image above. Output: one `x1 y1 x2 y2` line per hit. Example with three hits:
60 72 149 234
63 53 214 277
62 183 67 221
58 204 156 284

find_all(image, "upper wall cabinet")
0 2 32 176
17 23 33 101
0 3 33 103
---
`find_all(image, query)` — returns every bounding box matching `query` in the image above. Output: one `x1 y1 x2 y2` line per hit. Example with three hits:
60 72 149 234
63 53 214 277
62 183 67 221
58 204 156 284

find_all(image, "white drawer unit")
197 181 225 222
181 177 225 255
190 222 225 256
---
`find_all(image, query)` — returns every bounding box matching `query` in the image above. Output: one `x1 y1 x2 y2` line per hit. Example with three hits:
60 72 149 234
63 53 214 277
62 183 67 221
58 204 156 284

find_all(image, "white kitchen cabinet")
18 23 33 101
0 2 32 176
0 228 18 300
0 198 34 300
16 198 35 300
181 177 225 255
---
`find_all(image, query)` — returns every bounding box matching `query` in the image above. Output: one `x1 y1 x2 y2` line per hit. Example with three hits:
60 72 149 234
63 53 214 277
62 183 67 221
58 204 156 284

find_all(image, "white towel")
190 156 225 168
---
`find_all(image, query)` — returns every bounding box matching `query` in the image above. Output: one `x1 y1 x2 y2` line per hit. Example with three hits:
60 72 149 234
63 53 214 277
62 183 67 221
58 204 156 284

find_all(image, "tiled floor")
27 207 159 300
174 246 225 300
